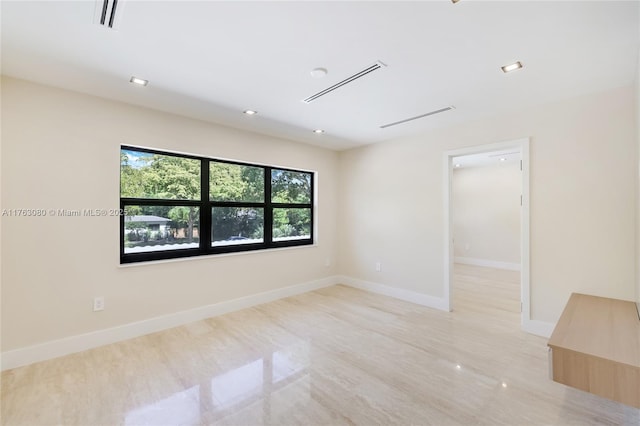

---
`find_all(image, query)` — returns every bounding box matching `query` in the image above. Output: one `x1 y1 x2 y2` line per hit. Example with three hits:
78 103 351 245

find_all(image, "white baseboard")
455 257 521 271
338 275 449 312
1 275 340 371
1 273 551 371
339 275 554 339
522 319 555 338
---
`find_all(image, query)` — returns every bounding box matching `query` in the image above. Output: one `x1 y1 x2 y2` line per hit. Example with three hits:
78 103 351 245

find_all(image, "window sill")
118 242 318 268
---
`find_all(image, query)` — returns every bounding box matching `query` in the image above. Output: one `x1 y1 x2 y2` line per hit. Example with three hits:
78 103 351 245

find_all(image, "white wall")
0 77 339 353
453 163 521 268
339 85 637 324
2 76 638 362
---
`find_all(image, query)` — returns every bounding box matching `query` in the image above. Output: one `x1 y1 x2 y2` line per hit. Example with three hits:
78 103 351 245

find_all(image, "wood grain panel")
548 293 640 408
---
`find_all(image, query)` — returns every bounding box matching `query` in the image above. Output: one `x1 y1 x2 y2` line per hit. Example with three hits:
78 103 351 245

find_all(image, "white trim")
454 257 521 271
339 275 449 311
1 271 549 371
119 233 319 269
1 276 339 371
522 319 555 338
443 156 453 311
444 138 531 329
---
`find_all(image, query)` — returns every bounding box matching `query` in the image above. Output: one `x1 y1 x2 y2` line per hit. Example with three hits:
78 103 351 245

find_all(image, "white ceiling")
2 1 639 151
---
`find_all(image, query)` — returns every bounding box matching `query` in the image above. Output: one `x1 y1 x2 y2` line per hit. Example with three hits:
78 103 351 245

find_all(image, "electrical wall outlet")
325 257 331 267
375 261 382 272
93 296 105 312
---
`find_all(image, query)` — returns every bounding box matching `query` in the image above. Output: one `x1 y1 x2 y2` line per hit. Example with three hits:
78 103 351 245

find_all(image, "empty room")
1 1 639 425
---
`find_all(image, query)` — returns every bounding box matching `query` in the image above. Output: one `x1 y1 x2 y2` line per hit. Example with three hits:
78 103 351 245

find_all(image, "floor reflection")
125 341 310 425
125 385 201 425
211 358 263 409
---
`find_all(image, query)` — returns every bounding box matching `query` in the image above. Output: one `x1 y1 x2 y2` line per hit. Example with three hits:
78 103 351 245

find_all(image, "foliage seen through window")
120 147 313 263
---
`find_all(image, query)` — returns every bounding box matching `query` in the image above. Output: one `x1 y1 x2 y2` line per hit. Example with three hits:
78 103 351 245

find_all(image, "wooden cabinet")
547 293 640 408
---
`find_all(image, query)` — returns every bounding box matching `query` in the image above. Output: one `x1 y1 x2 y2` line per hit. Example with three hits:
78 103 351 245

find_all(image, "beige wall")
339 85 637 324
0 77 339 352
2 76 638 353
453 163 521 266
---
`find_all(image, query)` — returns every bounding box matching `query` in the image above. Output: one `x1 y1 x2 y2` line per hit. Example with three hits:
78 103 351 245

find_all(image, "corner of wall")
636 44 640 303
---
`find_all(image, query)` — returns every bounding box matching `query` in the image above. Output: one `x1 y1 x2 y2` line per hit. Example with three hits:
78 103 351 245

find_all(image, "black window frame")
120 146 314 264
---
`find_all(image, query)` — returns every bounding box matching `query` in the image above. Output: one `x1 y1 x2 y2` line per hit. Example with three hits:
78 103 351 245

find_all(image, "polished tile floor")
2 265 639 425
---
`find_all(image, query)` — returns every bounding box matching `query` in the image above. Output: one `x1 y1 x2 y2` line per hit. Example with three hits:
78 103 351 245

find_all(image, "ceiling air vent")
95 0 124 30
380 106 455 129
302 61 387 104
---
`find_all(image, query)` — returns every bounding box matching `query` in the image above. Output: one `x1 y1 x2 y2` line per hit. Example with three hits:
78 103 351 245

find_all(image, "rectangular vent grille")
95 0 123 29
380 106 455 129
302 61 386 104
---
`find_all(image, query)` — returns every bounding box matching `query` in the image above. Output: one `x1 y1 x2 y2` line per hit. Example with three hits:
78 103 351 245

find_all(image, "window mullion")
264 167 273 246
310 169 315 243
201 159 211 252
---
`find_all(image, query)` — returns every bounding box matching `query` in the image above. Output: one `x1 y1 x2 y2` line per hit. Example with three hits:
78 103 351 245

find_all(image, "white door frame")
443 138 530 327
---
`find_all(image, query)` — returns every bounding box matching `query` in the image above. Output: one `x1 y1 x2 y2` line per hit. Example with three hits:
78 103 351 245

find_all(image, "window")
210 162 265 248
271 169 312 242
120 146 313 263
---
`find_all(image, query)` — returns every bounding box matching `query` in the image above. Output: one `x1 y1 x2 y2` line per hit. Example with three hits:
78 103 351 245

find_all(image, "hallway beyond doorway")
453 263 520 326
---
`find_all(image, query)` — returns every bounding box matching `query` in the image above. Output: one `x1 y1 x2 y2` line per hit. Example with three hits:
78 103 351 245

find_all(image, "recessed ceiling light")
243 110 258 115
501 61 523 73
501 382 508 388
500 157 507 162
454 163 461 168
130 76 148 86
310 68 328 78
313 129 325 134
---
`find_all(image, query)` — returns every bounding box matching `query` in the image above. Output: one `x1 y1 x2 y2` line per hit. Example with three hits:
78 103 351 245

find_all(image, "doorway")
443 138 530 328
